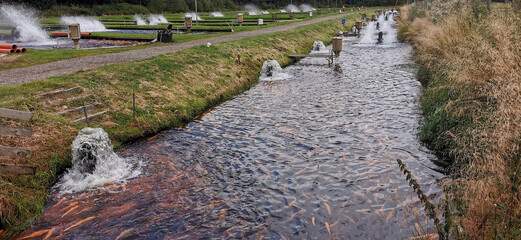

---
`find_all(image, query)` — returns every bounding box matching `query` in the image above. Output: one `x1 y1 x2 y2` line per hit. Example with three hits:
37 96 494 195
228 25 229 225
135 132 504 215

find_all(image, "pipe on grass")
0 49 15 54
0 44 17 50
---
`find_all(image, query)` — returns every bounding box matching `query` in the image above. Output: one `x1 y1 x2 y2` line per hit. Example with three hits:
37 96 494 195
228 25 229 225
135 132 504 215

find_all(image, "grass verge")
397 3 521 239
0 11 366 238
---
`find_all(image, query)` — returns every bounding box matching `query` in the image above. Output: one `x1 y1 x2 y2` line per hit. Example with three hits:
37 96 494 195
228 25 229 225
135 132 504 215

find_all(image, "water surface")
17 16 442 240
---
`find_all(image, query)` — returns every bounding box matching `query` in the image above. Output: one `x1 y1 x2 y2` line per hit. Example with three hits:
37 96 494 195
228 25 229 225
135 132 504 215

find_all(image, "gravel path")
0 13 355 86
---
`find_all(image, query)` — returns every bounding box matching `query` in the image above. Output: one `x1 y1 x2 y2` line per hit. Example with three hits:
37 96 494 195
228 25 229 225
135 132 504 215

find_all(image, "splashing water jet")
148 14 168 25
312 40 327 52
285 4 300 12
210 12 224 17
0 4 49 43
259 60 292 81
300 4 314 12
244 4 261 15
60 16 107 32
59 128 141 193
134 15 147 25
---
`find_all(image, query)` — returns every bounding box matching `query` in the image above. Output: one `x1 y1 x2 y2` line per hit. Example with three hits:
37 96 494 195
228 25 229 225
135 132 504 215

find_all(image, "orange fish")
61 205 78 218
43 228 55 240
312 217 316 226
19 229 49 240
325 222 331 235
285 210 304 222
64 216 96 232
115 228 134 240
219 209 227 220
294 167 307 175
324 202 332 215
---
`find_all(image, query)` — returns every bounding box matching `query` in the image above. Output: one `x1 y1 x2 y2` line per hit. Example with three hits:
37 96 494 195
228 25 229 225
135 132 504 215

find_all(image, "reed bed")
399 2 521 238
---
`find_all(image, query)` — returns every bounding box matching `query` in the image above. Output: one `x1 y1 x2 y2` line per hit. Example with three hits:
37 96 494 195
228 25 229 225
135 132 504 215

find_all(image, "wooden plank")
0 164 36 175
0 145 33 158
0 126 32 137
55 104 95 116
72 111 107 123
40 87 80 98
289 54 332 58
0 108 32 121
50 94 93 106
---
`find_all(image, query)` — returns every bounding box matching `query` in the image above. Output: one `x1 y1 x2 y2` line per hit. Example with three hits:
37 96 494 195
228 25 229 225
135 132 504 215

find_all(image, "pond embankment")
397 3 521 238
0 11 369 238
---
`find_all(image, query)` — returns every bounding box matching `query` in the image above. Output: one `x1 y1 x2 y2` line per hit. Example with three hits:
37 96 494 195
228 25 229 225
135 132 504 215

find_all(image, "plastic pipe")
0 44 17 49
0 49 14 53
51 32 92 36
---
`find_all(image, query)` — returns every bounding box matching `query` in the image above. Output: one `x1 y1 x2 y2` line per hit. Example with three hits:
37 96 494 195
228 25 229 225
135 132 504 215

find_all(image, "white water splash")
59 128 141 193
0 4 50 43
60 16 107 32
148 14 168 25
299 4 314 12
134 15 147 25
279 9 287 13
381 13 397 45
210 12 224 17
286 4 300 12
311 40 327 52
259 60 292 81
261 11 269 15
359 21 376 44
182 13 203 21
244 4 261 15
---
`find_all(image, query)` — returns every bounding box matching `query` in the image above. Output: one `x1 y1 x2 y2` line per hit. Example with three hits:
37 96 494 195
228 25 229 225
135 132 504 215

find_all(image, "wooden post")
133 89 136 120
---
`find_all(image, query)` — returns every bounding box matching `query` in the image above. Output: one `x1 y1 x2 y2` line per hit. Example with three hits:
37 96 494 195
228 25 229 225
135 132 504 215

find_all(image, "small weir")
17 14 443 239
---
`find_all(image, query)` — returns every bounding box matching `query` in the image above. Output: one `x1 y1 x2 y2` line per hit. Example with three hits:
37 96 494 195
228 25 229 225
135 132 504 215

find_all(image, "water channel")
17 15 443 240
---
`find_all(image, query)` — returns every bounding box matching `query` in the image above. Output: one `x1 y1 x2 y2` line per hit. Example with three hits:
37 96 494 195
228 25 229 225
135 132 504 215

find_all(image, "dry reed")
400 3 521 238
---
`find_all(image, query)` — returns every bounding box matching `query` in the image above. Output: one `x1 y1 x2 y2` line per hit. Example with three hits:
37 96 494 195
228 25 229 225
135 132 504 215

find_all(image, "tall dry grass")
401 3 521 238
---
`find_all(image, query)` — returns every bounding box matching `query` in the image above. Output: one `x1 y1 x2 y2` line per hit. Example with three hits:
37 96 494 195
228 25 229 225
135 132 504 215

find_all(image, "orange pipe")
15 49 21 53
20 48 26 53
0 49 14 53
0 44 16 49
51 32 92 36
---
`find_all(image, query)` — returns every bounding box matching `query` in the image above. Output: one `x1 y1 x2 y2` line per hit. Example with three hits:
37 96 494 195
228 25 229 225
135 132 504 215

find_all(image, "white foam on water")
210 12 224 17
182 13 203 21
259 60 292 81
359 21 376 44
300 4 314 12
285 4 300 12
60 16 107 32
244 4 261 15
311 40 327 53
134 15 147 25
58 128 142 193
0 4 50 43
148 14 168 25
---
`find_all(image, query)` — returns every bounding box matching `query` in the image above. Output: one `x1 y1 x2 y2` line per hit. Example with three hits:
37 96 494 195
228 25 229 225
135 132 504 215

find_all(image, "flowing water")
17 16 443 240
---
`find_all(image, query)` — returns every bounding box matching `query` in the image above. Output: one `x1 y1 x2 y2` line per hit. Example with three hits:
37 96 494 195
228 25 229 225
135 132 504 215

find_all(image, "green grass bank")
397 3 521 239
0 12 366 238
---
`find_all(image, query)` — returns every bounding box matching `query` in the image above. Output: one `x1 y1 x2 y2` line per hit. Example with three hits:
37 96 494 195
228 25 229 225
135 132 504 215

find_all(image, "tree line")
9 0 397 13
